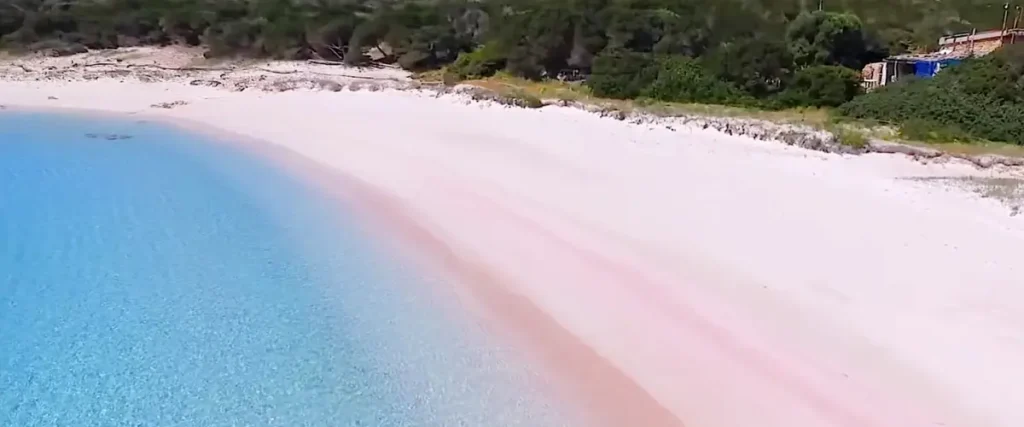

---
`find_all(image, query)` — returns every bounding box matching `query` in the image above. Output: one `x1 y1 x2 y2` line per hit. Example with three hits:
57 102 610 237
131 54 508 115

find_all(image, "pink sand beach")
4 48 1024 427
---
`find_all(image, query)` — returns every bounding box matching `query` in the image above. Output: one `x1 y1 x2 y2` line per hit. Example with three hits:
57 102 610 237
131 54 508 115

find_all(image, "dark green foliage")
642 55 747 104
489 1 575 79
590 51 747 105
704 38 793 97
779 65 862 107
587 50 658 99
945 44 1024 103
373 2 479 69
785 11 871 69
448 43 506 80
839 46 1024 145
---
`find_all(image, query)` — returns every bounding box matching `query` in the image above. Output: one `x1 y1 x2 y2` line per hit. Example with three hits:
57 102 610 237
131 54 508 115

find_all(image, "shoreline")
4 47 1024 171
2 105 685 427
5 48 1024 426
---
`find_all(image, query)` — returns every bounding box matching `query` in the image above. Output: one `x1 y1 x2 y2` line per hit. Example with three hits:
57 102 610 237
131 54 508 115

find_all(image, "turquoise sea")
0 112 575 426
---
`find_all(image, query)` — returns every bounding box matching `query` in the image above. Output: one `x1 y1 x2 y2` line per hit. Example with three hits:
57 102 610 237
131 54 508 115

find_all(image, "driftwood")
308 59 346 66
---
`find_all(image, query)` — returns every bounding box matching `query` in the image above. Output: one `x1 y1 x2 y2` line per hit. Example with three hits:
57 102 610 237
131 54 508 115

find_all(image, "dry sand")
3 48 1024 427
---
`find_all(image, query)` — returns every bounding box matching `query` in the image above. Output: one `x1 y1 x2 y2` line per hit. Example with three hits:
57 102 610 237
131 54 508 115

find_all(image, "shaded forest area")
2 0 1023 144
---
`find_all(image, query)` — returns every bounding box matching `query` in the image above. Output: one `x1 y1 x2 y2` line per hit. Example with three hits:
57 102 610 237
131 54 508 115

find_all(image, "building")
939 28 1024 57
862 27 1023 90
861 52 965 90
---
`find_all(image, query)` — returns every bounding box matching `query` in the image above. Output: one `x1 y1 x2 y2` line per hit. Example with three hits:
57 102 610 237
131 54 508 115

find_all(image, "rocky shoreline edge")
2 55 1023 173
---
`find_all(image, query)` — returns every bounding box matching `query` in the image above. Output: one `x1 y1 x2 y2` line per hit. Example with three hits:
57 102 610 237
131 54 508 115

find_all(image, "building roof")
939 28 1024 45
887 51 967 63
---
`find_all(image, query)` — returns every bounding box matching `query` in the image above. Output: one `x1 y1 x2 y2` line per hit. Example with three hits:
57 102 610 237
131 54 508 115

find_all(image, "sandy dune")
3 56 1024 427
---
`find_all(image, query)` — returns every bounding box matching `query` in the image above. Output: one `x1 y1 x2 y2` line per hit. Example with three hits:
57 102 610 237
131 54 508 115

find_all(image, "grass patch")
415 68 447 84
639 100 833 125
830 126 868 149
898 118 973 144
903 140 1024 158
465 71 592 102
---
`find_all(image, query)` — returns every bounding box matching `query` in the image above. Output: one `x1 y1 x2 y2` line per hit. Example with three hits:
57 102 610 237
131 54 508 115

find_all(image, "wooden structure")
938 28 1024 57
862 26 1024 90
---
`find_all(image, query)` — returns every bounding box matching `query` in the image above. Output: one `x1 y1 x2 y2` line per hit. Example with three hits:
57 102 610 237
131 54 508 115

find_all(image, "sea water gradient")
0 112 573 426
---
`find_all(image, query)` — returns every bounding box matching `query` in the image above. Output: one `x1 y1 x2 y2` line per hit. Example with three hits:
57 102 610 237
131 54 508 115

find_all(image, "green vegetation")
586 50 659 99
446 42 506 80
829 125 870 149
2 0 1023 146
642 56 751 105
840 44 1024 145
778 65 863 108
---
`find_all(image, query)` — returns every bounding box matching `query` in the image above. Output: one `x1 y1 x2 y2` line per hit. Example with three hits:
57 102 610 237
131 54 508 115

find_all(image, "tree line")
2 0 1022 144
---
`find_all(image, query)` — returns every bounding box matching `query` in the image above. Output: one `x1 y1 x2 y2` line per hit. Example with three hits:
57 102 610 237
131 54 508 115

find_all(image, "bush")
503 89 544 108
943 44 1024 103
703 38 793 98
448 43 506 80
831 126 868 149
839 49 1024 145
778 65 861 107
642 55 747 104
898 118 972 143
586 50 659 99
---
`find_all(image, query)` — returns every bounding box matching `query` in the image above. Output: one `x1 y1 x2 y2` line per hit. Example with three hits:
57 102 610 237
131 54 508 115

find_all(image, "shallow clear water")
0 112 572 426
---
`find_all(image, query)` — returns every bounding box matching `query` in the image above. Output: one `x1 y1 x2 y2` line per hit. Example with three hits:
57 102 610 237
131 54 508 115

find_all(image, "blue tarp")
913 59 963 78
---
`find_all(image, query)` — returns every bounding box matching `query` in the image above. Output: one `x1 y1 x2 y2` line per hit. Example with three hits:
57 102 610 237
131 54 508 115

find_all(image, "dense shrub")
839 49 1024 145
642 56 748 104
587 50 659 99
941 44 1024 103
447 43 506 80
704 38 793 98
778 65 861 107
589 53 747 105
785 11 874 69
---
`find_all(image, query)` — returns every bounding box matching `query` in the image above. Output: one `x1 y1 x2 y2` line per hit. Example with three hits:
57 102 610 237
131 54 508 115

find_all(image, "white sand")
3 59 1024 427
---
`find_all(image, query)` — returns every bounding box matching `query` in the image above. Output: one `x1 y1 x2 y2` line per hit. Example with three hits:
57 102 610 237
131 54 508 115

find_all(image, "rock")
969 154 1024 169
869 140 941 158
150 100 189 109
596 108 627 120
310 79 343 92
47 43 88 57
189 79 223 87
